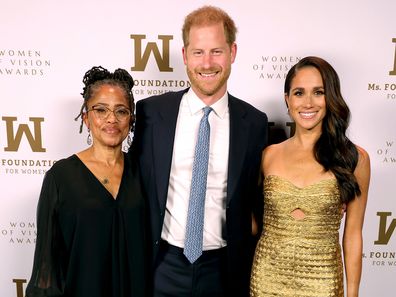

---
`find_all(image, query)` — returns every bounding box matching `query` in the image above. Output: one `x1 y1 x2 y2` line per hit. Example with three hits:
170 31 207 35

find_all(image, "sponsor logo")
132 79 191 97
1 221 36 244
0 49 51 76
130 34 173 72
376 140 395 164
267 121 295 144
1 116 55 176
0 158 55 175
13 279 27 297
363 251 396 267
130 34 190 97
363 212 396 267
390 38 396 76
252 56 301 79
375 212 396 245
367 38 396 100
2 116 45 152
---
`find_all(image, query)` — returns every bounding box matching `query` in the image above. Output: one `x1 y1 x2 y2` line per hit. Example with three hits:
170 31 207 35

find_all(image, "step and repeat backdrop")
1 0 395 296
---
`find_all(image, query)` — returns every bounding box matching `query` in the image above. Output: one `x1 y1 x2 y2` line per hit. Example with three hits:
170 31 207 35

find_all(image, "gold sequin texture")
250 175 344 297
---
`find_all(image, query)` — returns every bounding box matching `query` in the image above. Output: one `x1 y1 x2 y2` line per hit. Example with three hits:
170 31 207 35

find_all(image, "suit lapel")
227 95 249 204
152 91 185 211
150 91 249 208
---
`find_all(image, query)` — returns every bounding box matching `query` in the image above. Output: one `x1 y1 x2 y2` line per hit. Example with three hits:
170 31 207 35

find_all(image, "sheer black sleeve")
26 170 65 297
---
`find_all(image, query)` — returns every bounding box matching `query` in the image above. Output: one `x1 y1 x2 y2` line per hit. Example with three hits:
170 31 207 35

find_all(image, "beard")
186 64 231 97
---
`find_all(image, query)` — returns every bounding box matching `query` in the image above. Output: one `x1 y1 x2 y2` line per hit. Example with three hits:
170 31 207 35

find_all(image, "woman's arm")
26 170 65 297
343 146 371 297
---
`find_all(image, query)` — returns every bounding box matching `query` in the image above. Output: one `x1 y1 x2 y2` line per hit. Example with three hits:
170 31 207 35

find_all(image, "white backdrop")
1 1 395 296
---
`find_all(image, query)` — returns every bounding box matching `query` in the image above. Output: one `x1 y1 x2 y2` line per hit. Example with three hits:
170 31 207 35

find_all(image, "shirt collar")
185 88 229 119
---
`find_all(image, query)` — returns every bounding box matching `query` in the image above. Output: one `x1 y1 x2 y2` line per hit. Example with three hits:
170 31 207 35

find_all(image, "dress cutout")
250 175 343 297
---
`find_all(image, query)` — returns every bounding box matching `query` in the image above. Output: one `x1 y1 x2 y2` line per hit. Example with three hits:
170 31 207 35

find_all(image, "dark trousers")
153 241 227 297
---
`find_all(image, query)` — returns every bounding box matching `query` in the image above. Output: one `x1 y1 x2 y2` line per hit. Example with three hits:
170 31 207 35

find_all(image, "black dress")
26 153 147 297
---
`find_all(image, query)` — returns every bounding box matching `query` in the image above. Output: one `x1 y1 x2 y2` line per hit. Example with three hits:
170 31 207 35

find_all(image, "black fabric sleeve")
26 171 65 297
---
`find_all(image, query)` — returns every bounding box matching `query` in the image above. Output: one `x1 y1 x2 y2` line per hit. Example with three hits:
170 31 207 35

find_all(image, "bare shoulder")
354 145 371 189
262 142 284 160
261 141 287 172
356 145 370 171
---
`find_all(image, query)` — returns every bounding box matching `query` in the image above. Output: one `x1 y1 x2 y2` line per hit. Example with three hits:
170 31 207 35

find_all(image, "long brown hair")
284 56 360 203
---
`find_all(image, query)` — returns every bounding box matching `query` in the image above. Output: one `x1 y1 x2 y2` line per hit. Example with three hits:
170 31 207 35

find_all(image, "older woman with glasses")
26 66 147 297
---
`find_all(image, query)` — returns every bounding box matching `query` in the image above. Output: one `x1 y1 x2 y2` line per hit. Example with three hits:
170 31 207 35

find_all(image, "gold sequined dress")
250 175 344 297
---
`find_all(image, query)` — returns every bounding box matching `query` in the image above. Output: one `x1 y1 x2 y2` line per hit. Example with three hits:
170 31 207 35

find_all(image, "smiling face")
285 66 327 133
182 23 236 104
83 84 131 149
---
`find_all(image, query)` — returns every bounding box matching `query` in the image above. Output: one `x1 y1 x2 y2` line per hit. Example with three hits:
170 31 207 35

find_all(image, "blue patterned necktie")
184 106 212 263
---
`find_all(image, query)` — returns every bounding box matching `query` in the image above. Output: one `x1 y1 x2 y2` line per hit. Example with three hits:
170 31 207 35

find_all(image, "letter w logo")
2 117 46 152
130 34 173 72
390 38 396 75
375 212 396 245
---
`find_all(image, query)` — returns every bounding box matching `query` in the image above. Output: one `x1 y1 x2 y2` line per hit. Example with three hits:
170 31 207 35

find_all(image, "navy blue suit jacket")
131 88 268 296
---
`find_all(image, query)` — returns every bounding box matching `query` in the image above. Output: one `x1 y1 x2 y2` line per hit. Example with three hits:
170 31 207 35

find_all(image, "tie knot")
203 106 212 118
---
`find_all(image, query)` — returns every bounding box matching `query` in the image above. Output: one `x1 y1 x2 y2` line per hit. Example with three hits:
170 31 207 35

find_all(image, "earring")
123 132 132 152
87 129 92 145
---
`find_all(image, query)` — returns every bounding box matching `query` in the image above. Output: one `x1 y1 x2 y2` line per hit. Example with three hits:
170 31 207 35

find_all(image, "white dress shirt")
161 88 230 250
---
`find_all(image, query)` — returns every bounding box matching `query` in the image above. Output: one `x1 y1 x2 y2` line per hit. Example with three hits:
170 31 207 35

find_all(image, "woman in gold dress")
250 56 370 297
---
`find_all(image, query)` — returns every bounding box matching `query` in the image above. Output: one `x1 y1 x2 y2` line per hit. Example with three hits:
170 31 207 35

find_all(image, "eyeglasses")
87 105 131 121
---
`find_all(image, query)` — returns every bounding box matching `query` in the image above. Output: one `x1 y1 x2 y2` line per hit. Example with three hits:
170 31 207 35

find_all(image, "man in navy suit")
131 5 268 297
